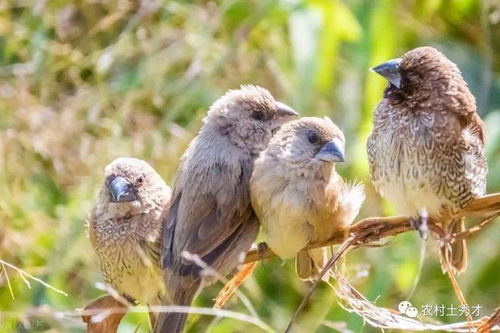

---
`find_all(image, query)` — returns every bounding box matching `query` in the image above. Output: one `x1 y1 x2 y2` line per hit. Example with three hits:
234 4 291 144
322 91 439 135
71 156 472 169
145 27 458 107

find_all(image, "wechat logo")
398 301 418 318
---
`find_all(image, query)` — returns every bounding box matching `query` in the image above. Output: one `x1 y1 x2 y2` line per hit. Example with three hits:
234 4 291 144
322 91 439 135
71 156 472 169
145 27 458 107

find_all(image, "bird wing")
162 159 257 278
446 84 486 144
468 112 487 144
139 235 162 268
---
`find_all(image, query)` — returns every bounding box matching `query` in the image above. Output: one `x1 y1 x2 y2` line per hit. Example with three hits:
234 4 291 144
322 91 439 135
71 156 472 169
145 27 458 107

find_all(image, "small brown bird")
250 117 365 280
368 46 487 274
156 85 298 332
89 157 171 322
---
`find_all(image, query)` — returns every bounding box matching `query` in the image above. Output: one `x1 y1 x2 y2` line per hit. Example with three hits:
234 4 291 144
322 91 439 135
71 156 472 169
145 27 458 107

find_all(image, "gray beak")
315 140 345 163
272 102 299 129
107 176 136 202
371 58 402 89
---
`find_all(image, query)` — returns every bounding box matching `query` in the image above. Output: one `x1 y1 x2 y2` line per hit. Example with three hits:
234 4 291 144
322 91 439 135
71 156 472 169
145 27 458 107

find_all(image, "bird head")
266 116 345 176
103 157 170 214
371 46 470 102
205 85 298 155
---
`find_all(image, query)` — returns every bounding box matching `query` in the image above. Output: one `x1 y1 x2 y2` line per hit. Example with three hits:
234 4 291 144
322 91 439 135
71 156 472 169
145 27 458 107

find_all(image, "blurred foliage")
0 0 499 332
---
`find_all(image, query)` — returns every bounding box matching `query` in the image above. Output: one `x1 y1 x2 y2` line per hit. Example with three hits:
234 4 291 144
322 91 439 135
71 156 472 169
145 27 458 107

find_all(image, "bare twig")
477 307 500 333
214 262 258 310
1 262 15 299
444 262 474 323
333 271 499 332
285 234 356 333
80 305 275 333
244 194 500 263
0 259 68 296
458 193 500 217
455 211 500 240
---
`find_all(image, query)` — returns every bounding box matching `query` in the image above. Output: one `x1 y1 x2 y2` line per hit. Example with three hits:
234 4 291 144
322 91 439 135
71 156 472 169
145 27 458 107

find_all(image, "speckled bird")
89 157 171 320
367 46 487 274
251 117 365 280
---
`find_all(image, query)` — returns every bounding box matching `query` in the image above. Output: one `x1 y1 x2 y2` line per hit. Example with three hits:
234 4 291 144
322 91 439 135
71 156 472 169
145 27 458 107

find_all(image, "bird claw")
257 242 268 258
410 216 428 241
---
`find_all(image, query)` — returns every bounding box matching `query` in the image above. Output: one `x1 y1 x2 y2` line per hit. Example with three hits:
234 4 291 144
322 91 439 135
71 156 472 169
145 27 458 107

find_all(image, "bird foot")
410 216 429 240
257 242 268 258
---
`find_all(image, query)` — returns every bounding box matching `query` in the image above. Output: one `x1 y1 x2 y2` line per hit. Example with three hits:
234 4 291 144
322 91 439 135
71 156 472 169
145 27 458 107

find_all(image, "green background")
0 0 499 332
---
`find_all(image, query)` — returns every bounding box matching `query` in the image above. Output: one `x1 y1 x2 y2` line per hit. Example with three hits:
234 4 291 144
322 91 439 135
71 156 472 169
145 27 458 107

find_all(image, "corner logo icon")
398 301 418 318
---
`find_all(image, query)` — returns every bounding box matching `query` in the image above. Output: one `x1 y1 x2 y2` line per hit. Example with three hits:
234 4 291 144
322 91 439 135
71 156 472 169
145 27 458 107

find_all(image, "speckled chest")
90 212 163 296
367 103 469 215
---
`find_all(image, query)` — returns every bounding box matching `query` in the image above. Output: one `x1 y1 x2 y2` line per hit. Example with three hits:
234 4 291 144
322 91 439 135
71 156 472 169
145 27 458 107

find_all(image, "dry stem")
244 193 500 264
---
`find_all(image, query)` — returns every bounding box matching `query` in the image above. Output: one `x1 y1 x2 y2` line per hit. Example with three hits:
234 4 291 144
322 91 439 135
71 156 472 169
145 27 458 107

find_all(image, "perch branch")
244 193 500 264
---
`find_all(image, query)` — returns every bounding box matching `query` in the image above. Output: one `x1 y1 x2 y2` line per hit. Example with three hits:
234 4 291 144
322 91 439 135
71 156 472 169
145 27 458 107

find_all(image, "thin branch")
444 262 474 323
0 259 68 297
286 234 356 332
1 263 15 300
477 307 500 333
455 211 500 240
81 305 276 333
244 194 500 264
457 193 500 217
332 271 499 332
214 262 258 310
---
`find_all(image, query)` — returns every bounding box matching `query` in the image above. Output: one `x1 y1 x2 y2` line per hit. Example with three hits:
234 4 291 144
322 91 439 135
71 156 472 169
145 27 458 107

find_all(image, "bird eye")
252 111 264 121
136 176 144 184
308 131 319 144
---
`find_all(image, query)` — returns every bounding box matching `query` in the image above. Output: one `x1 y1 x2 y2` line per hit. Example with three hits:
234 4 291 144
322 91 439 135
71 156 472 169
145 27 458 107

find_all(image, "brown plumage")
250 117 365 280
368 46 487 274
156 85 298 333
88 157 171 323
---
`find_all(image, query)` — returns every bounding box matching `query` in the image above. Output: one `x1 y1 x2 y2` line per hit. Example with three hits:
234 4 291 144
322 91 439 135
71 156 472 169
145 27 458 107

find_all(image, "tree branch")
244 193 500 264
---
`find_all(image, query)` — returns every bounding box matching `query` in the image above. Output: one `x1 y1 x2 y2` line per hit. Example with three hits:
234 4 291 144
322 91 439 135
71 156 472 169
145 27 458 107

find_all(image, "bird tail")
295 248 327 280
439 217 467 274
147 294 167 330
154 277 200 333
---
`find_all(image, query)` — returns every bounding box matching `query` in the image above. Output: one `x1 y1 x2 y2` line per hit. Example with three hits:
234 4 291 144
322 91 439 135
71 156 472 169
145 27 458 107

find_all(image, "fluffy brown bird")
368 46 487 274
156 85 298 332
89 157 171 322
250 117 365 280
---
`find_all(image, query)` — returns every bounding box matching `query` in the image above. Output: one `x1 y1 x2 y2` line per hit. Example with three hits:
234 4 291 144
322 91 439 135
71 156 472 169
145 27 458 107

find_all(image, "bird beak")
315 139 345 163
272 102 299 129
107 176 137 202
371 58 402 89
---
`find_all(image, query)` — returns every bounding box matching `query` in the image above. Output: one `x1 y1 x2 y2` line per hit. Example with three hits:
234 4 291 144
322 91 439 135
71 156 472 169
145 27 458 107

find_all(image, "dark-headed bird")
250 117 365 280
156 85 298 332
89 157 171 324
368 46 487 274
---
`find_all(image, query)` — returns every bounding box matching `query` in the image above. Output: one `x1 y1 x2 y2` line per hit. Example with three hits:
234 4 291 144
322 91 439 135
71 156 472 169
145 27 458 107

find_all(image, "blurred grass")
0 0 499 332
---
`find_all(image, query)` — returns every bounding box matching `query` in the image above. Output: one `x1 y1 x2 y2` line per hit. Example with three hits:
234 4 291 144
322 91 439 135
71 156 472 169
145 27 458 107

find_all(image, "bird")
250 117 365 280
367 46 487 274
88 157 171 325
156 85 298 332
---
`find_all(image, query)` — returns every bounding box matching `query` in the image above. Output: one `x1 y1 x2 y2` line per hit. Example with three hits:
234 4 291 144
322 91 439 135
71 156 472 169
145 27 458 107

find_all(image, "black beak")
371 58 402 89
107 176 137 202
272 102 299 129
315 140 345 163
